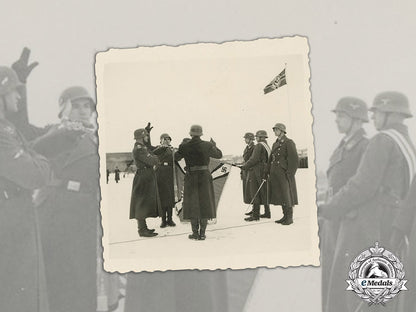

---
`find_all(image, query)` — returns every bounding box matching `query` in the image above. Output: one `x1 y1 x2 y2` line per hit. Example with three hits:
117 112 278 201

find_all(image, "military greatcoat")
241 142 255 203
129 142 162 220
174 136 222 219
320 128 369 312
268 135 298 207
0 119 50 312
32 124 100 312
321 123 414 312
153 145 175 208
241 142 269 205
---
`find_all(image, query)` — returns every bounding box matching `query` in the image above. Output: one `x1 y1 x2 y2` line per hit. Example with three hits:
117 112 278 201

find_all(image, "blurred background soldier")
130 128 162 237
114 166 120 183
0 65 51 311
106 168 110 184
153 133 177 228
241 130 271 221
31 86 105 312
175 125 222 240
320 97 369 312
240 132 255 215
320 91 415 312
268 123 298 225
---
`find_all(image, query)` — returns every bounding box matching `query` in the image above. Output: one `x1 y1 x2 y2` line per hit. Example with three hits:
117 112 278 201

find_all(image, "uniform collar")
381 123 408 136
343 128 366 144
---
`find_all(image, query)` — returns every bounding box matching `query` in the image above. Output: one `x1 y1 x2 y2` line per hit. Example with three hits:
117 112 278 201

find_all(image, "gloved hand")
145 122 153 133
12 47 39 83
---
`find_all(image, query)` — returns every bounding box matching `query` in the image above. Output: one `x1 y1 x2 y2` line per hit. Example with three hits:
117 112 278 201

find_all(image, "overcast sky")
97 38 313 157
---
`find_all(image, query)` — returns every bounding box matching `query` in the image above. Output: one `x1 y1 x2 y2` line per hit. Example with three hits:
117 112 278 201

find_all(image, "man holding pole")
241 130 271 221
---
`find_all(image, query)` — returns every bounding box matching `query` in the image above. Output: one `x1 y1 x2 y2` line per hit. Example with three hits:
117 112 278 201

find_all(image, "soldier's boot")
188 219 199 240
160 207 167 228
260 204 271 218
166 208 176 227
275 206 287 224
245 204 260 221
245 210 253 216
281 207 293 225
199 219 208 240
138 219 158 237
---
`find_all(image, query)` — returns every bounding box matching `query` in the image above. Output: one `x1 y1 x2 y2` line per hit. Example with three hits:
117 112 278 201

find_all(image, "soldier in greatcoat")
268 123 299 225
174 125 223 240
0 66 51 311
240 132 255 214
320 91 415 312
129 128 162 237
153 133 177 228
320 97 369 312
31 86 104 312
241 130 271 221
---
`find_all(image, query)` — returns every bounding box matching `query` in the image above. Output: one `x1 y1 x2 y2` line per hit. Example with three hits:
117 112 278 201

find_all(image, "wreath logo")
346 242 407 305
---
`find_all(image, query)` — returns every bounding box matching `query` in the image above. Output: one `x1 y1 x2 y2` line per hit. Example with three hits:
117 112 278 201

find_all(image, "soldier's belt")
188 165 209 172
136 167 152 172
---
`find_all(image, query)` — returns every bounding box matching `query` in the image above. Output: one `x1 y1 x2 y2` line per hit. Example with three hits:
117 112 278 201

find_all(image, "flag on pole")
263 68 287 94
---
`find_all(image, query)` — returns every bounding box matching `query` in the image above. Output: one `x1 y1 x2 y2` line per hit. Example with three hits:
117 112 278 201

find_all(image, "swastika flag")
263 68 287 94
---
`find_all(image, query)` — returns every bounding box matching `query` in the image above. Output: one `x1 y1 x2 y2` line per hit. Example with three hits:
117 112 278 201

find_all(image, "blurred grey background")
2 0 416 311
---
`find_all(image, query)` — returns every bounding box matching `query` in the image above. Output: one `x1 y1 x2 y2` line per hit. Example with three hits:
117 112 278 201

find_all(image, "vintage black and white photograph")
97 37 319 272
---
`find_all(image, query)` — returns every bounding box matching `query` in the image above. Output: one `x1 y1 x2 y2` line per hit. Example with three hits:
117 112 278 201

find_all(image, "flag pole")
284 63 293 131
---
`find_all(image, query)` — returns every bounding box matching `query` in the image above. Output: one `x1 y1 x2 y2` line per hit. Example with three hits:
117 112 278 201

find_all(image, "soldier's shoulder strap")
258 142 271 159
381 129 416 186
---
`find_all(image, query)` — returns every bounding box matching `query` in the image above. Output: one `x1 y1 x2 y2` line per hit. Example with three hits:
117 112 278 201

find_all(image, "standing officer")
241 130 271 221
129 128 162 237
153 133 177 228
268 123 298 225
0 66 51 311
240 133 255 213
320 91 415 312
175 125 222 240
320 97 369 312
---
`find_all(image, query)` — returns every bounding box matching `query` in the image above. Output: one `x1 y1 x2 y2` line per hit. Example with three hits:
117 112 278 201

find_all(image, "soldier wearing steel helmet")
241 132 256 208
130 128 162 237
30 85 104 312
320 97 369 312
0 66 51 311
320 91 416 312
268 123 299 225
241 130 271 221
174 125 222 240
153 132 177 228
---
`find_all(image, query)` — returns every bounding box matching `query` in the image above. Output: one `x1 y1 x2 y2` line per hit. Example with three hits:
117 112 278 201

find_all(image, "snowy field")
101 166 319 272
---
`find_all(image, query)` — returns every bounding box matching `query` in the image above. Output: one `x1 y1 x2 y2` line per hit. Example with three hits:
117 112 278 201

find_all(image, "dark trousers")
190 218 207 235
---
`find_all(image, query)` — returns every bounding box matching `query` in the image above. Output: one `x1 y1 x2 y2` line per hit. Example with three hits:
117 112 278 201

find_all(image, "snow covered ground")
101 166 319 272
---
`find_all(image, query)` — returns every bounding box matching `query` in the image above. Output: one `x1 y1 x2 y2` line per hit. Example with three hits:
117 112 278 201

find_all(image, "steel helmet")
160 133 172 140
0 66 22 96
243 132 255 140
255 130 268 138
370 91 412 118
189 125 203 136
134 128 148 140
59 86 95 117
272 123 287 133
332 97 369 122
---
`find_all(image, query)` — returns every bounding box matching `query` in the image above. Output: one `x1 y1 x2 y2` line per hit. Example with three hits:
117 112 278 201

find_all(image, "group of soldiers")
129 120 300 241
238 124 299 225
320 92 416 312
129 124 222 239
0 49 120 312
